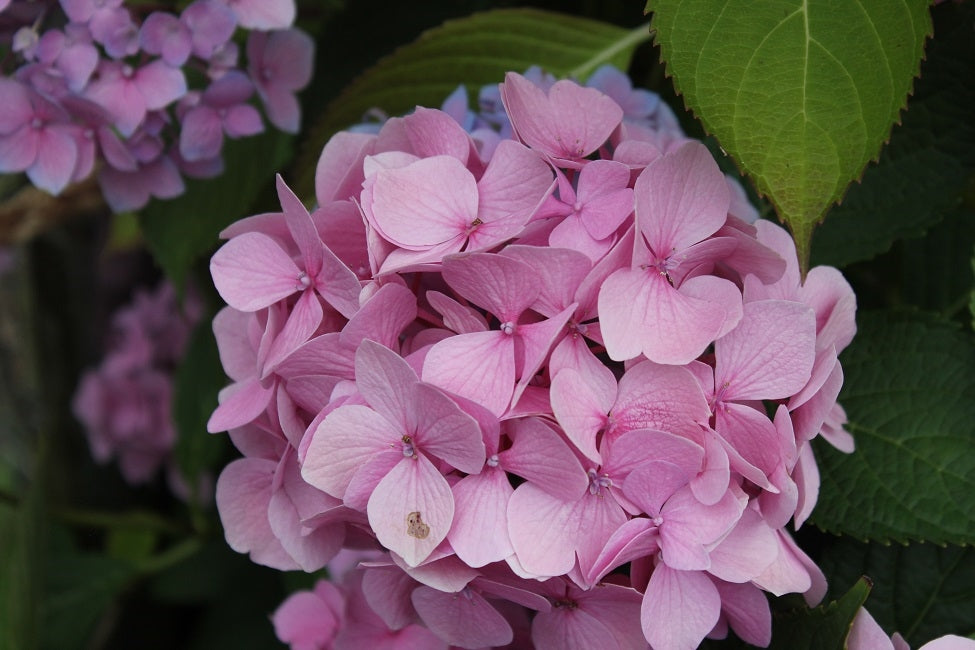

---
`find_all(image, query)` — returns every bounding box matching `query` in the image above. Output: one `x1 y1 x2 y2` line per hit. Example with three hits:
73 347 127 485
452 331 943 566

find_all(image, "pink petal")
301 404 398 499
706 507 778 582
28 126 78 195
261 290 323 376
642 565 721 650
635 140 729 254
367 455 454 567
422 331 514 417
366 155 476 249
230 0 295 30
498 417 588 498
586 517 660 585
361 566 420 630
501 72 623 160
447 468 514 568
473 139 553 244
714 580 772 647
413 383 485 474
354 339 419 432
532 604 617 650
599 269 740 365
506 483 580 577
216 458 296 570
180 106 223 161
134 59 187 110
403 107 472 165
715 299 816 401
550 367 614 462
412 587 513 648
441 252 539 321
315 131 375 205
206 377 273 432
210 232 301 311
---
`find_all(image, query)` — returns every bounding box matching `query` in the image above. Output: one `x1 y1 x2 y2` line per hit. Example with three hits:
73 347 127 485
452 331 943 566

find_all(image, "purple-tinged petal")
361 566 420 631
226 0 295 30
0 79 33 134
642 565 721 650
532 602 618 650
501 72 623 160
182 0 237 59
134 59 187 110
26 125 78 195
223 104 263 137
179 105 223 161
367 455 454 567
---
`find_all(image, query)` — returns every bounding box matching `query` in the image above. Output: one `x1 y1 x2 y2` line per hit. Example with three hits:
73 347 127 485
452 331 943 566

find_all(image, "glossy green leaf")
294 8 651 197
812 311 975 544
140 131 293 289
810 2 975 268
820 538 975 646
767 577 871 650
646 0 931 270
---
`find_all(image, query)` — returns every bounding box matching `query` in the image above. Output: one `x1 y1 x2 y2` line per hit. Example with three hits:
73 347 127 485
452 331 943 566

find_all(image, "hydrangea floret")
207 64 860 649
0 0 312 211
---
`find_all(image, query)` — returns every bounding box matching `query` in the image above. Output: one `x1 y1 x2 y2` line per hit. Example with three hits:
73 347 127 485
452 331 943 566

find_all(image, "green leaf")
820 538 975 646
812 311 975 544
810 2 975 268
172 319 227 496
140 130 293 288
766 577 871 650
969 246 975 331
40 542 134 650
646 0 931 270
294 8 651 197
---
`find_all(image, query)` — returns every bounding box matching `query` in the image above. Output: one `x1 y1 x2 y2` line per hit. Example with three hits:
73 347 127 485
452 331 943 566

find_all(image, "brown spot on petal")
406 511 430 539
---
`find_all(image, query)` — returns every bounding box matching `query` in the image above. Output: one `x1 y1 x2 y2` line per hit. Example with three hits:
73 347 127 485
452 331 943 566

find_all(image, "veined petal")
301 404 399 499
422 331 514 417
413 383 485 473
367 454 454 567
447 468 514 568
412 586 512 648
642 565 720 650
367 155 477 249
210 232 301 311
715 299 816 401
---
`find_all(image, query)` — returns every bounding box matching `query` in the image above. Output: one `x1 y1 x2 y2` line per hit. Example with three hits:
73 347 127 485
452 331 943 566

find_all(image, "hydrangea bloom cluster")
207 65 857 649
73 281 202 493
0 0 312 211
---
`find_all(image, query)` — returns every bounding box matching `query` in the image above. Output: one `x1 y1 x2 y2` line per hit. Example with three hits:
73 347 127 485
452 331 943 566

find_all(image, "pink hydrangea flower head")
247 28 313 133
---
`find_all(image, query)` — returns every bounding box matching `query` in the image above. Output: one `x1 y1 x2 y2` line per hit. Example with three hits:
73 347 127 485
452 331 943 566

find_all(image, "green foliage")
40 551 134 650
820 537 975 646
646 0 930 270
294 8 651 197
173 319 229 495
140 131 293 288
811 2 975 268
812 311 975 544
766 578 871 650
